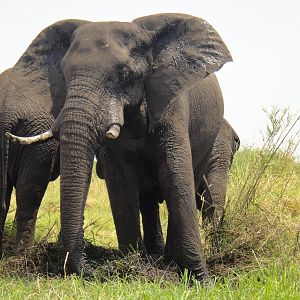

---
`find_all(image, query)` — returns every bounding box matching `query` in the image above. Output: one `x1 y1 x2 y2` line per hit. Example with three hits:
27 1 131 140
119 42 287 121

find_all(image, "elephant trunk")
59 81 125 274
59 98 96 274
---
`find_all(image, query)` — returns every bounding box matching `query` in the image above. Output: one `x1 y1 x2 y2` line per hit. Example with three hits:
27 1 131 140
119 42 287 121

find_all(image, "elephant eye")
117 65 134 84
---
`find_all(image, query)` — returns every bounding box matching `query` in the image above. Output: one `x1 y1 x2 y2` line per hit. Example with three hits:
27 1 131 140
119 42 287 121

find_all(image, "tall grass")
204 107 300 274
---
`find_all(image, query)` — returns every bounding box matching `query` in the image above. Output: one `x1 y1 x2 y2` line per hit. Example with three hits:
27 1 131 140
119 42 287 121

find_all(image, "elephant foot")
163 244 174 263
179 267 211 286
144 240 165 256
164 241 209 285
13 241 34 257
119 238 147 256
192 269 210 285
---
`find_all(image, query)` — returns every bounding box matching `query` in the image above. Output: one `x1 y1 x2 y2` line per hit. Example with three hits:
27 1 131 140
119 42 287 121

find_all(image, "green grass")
0 262 299 299
1 107 300 298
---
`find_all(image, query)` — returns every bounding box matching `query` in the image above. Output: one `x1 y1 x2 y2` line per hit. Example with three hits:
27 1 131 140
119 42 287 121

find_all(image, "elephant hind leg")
140 186 165 255
101 152 144 255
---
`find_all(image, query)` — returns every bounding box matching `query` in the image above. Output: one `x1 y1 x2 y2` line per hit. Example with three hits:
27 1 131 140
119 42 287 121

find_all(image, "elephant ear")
133 14 232 131
12 19 88 117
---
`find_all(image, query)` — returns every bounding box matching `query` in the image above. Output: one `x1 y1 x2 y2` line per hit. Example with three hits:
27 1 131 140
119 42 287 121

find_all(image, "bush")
205 107 300 274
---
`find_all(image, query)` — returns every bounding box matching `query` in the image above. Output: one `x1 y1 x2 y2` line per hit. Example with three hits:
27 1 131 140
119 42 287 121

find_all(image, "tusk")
106 124 121 139
5 130 53 144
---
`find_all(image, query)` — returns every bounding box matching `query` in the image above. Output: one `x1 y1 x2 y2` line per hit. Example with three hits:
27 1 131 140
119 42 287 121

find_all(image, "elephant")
197 118 240 225
0 69 61 255
135 118 240 256
6 14 232 282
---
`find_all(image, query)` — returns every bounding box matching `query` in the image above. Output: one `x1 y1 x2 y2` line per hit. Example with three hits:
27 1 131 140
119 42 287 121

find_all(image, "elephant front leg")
14 184 47 255
204 170 228 224
197 175 215 225
101 152 144 254
152 125 208 282
14 153 54 254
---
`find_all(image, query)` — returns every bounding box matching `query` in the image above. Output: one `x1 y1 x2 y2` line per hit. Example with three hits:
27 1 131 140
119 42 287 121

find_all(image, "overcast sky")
1 0 299 151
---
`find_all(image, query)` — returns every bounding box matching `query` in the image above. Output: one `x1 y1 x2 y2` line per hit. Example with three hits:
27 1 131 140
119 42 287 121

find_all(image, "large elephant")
137 118 240 256
0 70 61 255
7 14 232 281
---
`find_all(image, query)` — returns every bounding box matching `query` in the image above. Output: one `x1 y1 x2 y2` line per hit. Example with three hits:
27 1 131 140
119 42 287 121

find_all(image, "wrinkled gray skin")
1 14 232 281
0 73 60 256
197 119 240 225
129 119 240 256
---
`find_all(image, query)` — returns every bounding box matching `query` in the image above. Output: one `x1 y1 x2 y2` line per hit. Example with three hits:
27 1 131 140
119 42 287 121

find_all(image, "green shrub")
204 107 300 274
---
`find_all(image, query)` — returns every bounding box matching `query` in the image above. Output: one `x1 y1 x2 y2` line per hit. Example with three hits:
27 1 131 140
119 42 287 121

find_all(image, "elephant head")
8 14 232 274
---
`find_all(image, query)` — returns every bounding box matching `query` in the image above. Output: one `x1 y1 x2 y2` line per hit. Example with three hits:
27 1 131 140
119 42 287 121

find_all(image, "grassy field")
0 108 299 299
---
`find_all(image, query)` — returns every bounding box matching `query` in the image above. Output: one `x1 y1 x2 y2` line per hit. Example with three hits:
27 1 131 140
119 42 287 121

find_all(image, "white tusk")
5 130 53 144
106 124 121 139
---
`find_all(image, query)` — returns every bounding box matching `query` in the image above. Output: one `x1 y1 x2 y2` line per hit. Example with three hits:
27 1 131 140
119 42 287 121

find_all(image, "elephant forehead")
74 22 142 44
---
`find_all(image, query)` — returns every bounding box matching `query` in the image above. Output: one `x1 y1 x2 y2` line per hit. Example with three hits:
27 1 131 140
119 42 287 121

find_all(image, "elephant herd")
0 13 239 283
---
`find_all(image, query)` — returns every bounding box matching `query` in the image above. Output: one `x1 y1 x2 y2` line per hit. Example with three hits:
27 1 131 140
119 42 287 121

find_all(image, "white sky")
1 0 299 150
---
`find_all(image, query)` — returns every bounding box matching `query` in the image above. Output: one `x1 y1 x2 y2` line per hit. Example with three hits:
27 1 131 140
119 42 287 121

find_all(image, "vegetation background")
0 107 299 299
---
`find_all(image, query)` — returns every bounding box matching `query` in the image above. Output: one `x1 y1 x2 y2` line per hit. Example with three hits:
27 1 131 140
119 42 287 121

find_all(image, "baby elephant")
139 118 240 255
197 118 240 225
